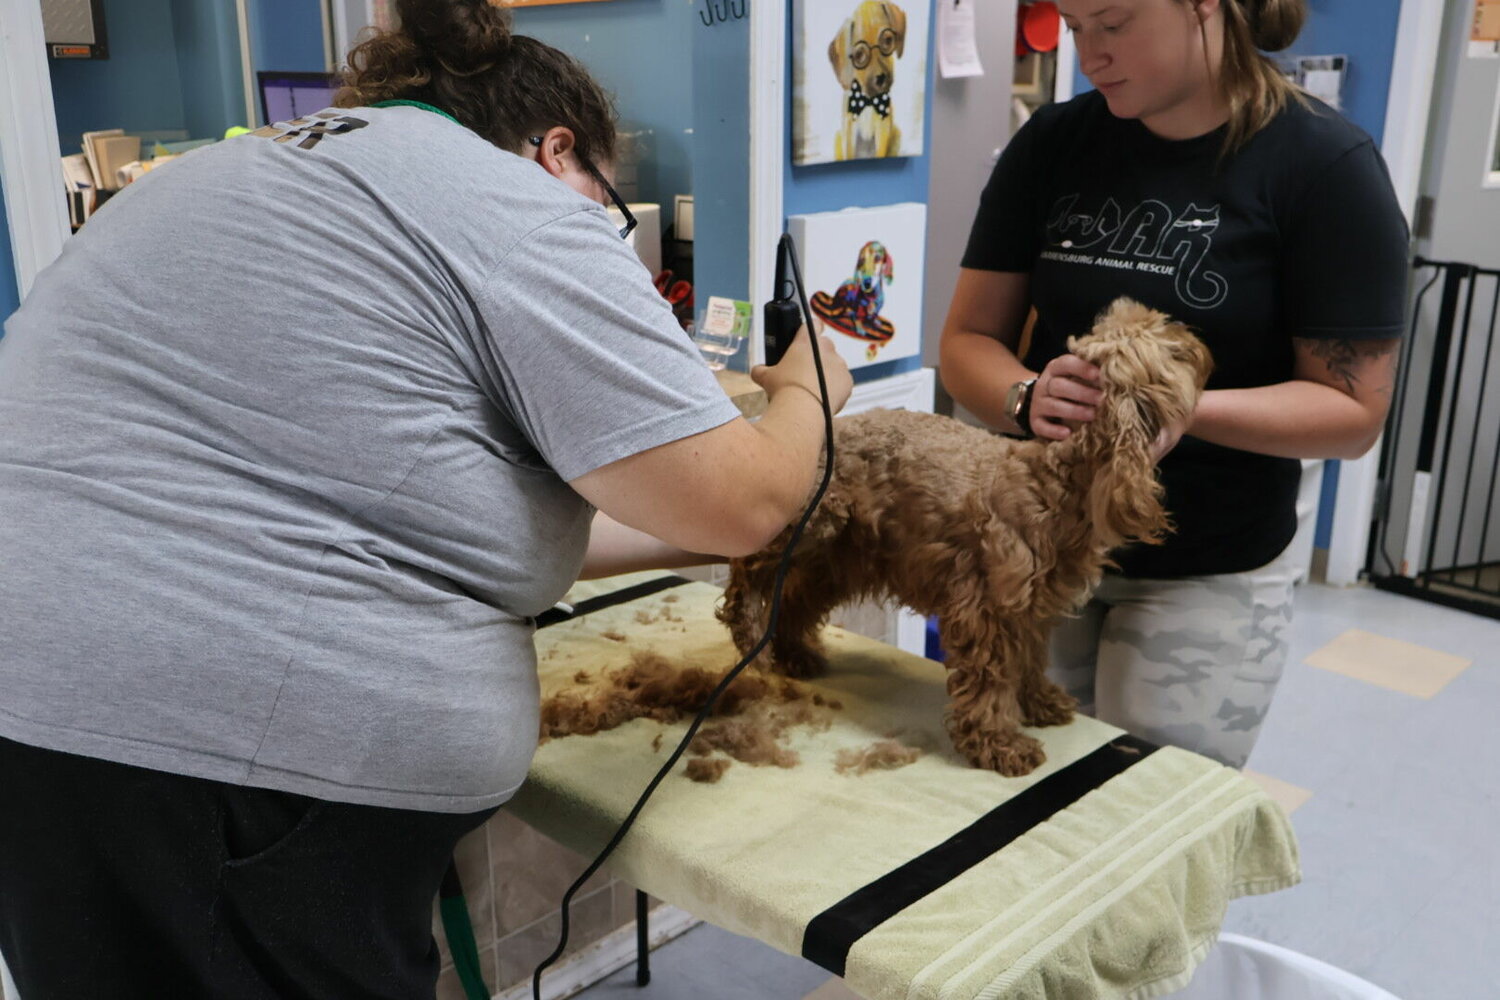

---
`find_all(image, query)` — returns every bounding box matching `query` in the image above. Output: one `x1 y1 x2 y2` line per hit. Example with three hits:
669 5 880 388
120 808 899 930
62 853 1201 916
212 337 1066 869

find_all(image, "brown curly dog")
717 298 1212 776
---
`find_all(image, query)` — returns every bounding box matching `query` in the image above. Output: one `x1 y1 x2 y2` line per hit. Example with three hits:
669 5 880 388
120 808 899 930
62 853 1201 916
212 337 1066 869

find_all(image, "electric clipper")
762 238 800 366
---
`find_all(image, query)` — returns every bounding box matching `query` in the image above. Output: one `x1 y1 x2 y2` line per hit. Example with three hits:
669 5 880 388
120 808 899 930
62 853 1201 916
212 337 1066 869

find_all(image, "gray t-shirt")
0 106 739 812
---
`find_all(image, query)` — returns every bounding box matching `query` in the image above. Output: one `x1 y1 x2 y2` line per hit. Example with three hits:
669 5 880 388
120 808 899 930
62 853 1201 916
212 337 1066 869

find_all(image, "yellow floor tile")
1242 769 1313 816
1302 628 1471 698
803 978 864 1000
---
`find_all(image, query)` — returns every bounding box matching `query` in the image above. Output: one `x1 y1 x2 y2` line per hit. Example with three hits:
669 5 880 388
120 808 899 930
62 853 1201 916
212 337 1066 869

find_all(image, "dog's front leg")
1016 622 1077 728
938 622 1046 777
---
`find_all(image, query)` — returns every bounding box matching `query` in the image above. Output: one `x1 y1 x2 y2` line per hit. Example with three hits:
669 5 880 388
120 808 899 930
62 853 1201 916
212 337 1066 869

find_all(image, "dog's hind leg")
1017 623 1077 728
938 619 1046 777
718 556 778 669
765 564 841 679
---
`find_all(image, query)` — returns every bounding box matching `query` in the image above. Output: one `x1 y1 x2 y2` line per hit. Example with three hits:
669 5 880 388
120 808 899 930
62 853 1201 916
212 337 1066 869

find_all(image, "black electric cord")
531 233 834 1000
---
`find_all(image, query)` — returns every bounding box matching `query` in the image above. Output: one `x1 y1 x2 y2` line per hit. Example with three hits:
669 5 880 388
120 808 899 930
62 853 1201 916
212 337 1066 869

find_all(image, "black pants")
0 737 497 1000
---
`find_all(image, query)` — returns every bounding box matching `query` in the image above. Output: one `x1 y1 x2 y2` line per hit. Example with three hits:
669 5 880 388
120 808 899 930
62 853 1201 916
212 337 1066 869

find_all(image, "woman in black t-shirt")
940 0 1407 768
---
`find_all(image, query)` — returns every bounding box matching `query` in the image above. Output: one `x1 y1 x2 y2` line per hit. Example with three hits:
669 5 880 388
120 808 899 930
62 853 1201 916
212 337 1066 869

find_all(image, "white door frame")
1324 0 1447 586
0 0 70 300
747 0 786 367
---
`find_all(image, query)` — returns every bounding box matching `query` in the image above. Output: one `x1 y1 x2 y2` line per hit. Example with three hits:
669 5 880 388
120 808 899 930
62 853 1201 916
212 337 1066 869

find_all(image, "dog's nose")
874 73 889 90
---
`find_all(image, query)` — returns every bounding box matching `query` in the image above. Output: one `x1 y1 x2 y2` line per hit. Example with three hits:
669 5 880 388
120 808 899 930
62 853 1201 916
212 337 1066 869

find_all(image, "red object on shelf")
1015 1 1060 56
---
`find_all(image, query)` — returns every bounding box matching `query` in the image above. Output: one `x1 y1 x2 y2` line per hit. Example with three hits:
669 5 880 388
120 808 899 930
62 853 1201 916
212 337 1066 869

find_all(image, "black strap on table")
801 733 1160 975
534 575 693 629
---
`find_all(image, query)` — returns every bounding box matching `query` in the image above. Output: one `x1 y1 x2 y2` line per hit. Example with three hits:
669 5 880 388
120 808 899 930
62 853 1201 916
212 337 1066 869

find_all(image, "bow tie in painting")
846 81 892 119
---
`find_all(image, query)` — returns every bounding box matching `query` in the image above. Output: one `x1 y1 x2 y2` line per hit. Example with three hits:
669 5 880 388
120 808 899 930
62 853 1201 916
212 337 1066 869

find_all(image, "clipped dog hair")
717 298 1212 776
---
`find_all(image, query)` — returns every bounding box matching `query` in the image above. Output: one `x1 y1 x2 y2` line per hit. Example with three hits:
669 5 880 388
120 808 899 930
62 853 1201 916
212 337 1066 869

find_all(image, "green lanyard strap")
370 99 460 125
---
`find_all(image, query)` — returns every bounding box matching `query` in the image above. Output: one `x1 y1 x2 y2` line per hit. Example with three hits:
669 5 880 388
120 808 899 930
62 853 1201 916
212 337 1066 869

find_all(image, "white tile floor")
569 581 1499 1000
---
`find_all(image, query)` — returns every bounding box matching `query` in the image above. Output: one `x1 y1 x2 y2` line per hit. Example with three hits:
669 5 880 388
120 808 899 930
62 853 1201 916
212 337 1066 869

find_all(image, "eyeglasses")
527 135 637 240
848 27 899 70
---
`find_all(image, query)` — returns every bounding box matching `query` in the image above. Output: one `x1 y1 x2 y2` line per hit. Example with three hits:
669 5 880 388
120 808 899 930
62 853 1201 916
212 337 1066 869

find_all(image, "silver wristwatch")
1004 377 1037 438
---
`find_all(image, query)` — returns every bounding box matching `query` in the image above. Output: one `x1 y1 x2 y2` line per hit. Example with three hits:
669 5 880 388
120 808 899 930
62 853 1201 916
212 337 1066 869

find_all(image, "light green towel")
512 577 1300 1000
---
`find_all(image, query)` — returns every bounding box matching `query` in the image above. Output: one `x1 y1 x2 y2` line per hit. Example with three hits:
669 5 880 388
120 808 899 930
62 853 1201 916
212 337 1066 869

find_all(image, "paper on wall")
938 0 984 79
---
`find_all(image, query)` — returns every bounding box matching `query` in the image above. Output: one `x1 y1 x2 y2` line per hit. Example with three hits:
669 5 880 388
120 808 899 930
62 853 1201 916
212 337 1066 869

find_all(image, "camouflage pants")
1046 544 1299 769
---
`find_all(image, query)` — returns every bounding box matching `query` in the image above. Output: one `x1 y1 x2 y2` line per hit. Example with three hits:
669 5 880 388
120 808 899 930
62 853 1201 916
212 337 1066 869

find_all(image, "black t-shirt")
962 90 1409 578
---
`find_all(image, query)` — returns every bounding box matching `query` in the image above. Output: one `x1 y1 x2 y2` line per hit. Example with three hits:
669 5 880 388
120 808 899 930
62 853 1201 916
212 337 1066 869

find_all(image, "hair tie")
437 57 495 78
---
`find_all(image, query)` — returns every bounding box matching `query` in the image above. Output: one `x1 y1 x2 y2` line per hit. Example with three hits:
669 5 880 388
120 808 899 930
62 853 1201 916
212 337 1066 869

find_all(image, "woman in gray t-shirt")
0 1 850 995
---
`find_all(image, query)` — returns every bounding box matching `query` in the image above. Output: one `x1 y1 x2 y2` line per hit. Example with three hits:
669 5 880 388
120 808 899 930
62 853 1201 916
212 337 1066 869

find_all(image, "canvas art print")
793 0 929 165
788 203 926 368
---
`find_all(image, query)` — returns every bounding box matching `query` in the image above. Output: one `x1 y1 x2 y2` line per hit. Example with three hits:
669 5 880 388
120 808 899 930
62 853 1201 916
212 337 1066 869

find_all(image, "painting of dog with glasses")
793 0 928 165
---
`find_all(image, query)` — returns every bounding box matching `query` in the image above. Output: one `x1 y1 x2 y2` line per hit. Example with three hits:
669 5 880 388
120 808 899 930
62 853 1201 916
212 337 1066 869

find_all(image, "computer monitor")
257 71 340 126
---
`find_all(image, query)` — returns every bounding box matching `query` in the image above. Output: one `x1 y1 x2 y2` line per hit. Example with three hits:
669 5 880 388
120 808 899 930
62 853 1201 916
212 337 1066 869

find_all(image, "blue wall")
1069 1 1402 143
49 0 270 153
174 0 252 137
49 0 188 154
0 180 18 328
784 0 936 384
249 0 328 80
688 8 750 309
515 0 696 235
1294 0 1403 547
517 0 749 327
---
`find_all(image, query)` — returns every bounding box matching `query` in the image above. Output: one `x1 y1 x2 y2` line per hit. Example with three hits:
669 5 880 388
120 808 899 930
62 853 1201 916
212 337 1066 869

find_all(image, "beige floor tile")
1302 628 1471 698
491 811 612 935
803 978 865 1000
1242 768 1313 816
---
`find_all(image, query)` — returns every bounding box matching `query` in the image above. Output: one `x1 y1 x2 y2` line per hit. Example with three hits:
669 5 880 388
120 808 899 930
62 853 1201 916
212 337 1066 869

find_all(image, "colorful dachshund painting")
811 241 896 361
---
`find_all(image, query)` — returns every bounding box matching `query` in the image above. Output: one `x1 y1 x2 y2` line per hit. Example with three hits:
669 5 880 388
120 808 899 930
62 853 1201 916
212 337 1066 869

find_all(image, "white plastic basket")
1164 933 1403 1000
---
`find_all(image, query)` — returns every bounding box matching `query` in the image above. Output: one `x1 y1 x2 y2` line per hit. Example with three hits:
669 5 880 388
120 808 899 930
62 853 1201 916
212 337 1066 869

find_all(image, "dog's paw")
769 646 828 679
1020 685 1078 728
964 733 1046 777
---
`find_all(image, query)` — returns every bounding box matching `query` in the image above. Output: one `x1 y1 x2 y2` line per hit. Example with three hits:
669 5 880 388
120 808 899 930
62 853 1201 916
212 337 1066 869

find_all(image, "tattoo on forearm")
1298 338 1399 394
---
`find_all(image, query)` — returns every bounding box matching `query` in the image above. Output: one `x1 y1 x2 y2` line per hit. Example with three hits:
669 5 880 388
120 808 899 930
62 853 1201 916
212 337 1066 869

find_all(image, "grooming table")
512 573 1301 1000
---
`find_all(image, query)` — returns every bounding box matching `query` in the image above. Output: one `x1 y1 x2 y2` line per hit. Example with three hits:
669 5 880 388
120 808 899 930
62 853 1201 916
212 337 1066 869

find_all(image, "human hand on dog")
751 323 853 415
1029 355 1102 441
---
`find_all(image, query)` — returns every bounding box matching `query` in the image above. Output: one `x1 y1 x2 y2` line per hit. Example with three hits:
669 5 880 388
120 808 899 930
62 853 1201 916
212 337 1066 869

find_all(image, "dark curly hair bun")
398 0 513 75
335 0 617 165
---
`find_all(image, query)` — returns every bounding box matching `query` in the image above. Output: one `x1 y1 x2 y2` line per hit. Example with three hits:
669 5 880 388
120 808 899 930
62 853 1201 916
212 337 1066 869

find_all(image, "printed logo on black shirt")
1040 194 1228 310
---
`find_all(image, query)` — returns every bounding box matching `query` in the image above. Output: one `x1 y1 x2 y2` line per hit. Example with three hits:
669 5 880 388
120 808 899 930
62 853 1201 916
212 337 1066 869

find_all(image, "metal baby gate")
1367 257 1500 620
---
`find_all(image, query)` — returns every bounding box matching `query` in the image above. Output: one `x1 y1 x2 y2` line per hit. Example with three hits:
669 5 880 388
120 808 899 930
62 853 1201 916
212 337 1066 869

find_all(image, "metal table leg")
635 889 651 987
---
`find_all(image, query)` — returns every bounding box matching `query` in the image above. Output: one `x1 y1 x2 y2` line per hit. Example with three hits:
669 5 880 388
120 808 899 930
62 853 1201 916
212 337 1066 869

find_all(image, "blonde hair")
1189 0 1310 155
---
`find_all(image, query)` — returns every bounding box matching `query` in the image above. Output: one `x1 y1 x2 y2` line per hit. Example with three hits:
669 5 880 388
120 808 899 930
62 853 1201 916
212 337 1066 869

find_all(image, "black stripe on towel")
535 575 692 629
801 733 1160 976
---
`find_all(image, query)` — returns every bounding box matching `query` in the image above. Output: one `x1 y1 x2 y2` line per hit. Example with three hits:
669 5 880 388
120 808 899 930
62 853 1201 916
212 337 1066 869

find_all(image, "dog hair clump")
540 651 841 780
685 757 732 783
718 298 1212 777
539 651 787 740
835 739 922 775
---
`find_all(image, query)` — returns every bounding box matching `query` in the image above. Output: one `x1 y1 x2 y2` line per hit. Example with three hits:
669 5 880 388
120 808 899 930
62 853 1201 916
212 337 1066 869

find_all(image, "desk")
514 573 1300 1000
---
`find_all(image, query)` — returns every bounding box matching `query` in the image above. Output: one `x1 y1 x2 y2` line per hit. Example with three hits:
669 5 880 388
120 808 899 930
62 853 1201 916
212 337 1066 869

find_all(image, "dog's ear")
829 21 854 89
1079 369 1169 548
881 245 894 283
884 2 907 57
